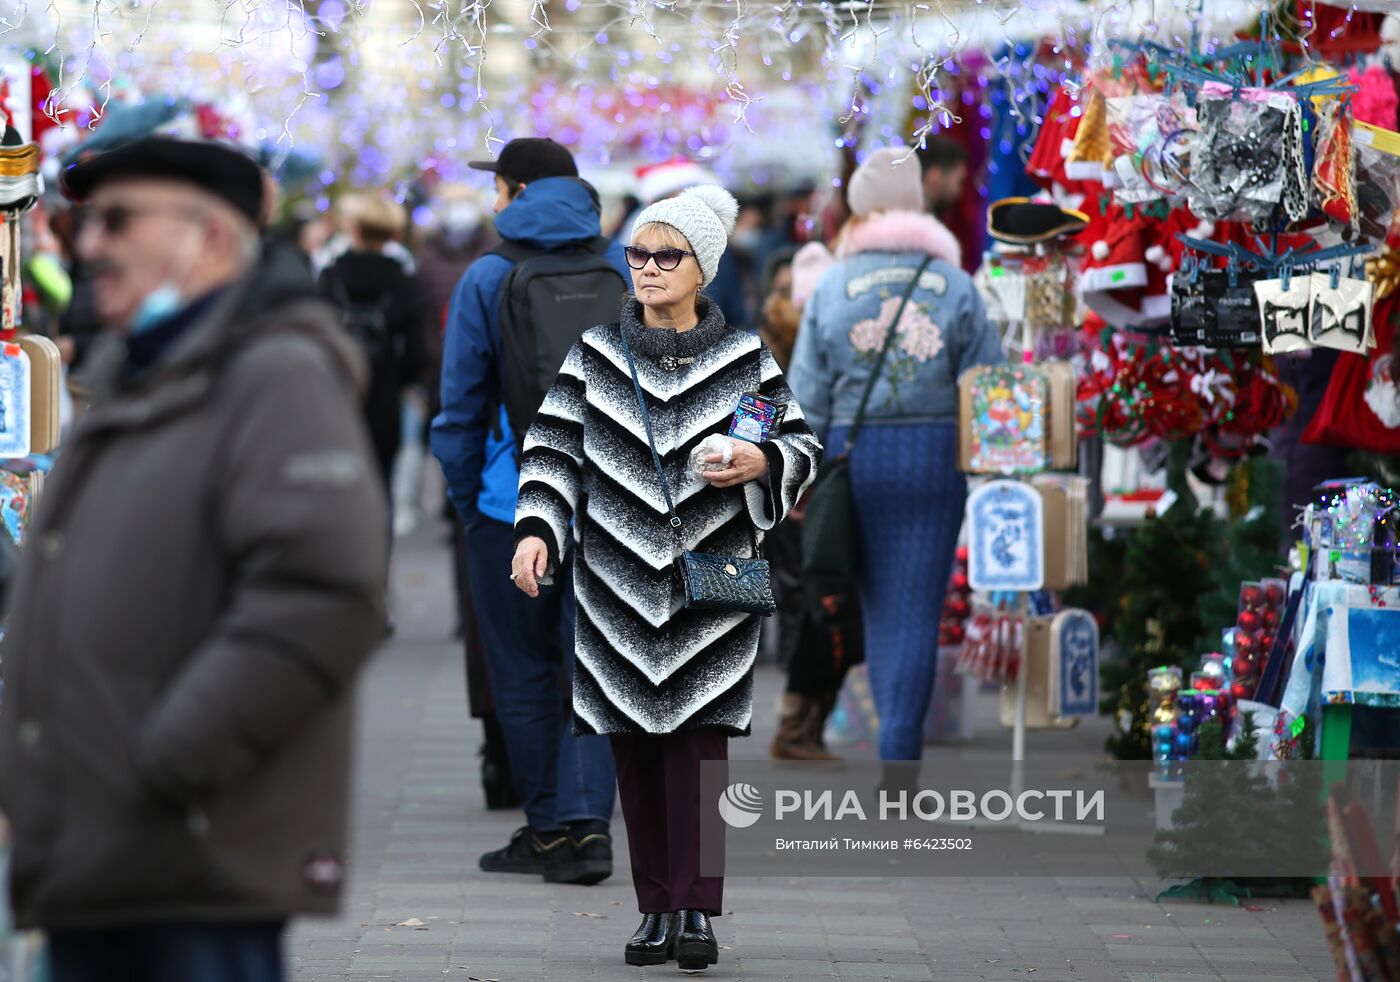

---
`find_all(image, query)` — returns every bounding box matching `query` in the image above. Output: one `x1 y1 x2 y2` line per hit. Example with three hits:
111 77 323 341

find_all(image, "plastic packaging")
689 433 733 475
1187 87 1300 223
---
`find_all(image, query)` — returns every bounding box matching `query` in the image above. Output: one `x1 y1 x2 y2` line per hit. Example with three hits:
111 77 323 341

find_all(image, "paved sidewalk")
290 527 1335 982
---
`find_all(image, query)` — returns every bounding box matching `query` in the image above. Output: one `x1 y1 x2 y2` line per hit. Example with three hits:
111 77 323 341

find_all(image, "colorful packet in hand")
728 392 786 443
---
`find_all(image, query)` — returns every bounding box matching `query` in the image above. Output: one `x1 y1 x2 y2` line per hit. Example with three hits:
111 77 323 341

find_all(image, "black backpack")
490 237 627 453
327 273 397 372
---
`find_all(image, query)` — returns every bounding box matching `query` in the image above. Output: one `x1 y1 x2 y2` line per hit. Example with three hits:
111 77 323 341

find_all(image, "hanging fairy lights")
1 0 1324 181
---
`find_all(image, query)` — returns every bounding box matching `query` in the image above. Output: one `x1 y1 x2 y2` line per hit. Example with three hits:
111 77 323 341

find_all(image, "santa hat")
1027 87 1081 191
1079 204 1148 295
1078 204 1183 328
636 157 716 205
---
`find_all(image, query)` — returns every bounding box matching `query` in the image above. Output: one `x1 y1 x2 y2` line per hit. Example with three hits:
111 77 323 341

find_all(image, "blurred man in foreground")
0 137 388 982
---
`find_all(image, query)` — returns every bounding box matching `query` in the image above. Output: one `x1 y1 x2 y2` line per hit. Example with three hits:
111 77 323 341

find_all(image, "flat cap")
63 137 264 225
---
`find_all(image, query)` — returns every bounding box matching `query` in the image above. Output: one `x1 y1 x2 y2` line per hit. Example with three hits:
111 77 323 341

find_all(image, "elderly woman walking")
511 185 821 970
788 146 1003 763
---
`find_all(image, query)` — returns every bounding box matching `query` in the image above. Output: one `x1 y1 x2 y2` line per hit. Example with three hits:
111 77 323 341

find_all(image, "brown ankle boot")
771 694 840 761
800 692 842 762
770 693 809 760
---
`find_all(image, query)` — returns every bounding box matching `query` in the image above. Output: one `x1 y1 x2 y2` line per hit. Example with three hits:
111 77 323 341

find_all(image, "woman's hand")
703 439 769 489
511 536 550 597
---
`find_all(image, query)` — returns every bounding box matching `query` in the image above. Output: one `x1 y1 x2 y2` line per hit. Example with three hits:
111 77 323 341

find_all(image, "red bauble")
951 571 970 592
1235 632 1255 657
1263 608 1280 630
1231 680 1251 700
956 546 969 563
1258 632 1275 654
1240 584 1264 609
1238 609 1262 633
1265 582 1286 607
948 598 971 620
946 624 965 644
1232 654 1254 677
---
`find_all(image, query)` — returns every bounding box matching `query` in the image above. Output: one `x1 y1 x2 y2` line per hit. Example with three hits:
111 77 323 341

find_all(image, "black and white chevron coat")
515 298 822 736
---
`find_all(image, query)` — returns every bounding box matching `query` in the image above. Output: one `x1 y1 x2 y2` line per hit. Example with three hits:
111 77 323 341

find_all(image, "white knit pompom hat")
631 185 740 286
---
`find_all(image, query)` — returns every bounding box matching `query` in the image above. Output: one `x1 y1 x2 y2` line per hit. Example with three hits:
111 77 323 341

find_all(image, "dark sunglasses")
624 246 697 271
83 202 206 236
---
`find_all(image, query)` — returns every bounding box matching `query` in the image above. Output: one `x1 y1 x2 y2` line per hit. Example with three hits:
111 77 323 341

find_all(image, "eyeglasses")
624 246 697 272
83 202 207 236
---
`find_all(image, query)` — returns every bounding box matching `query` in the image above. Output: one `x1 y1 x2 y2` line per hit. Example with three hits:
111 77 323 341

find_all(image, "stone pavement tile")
1106 942 1211 962
908 922 1009 938
1007 927 1105 944
1086 922 1188 937
1200 947 1304 964
833 962 933 979
739 957 844 975
452 906 553 921
729 910 812 928
360 930 457 947
367 908 465 923
733 929 829 946
1295 958 1342 976
821 936 920 952
291 960 352 972
1121 972 1222 982
296 940 361 958
735 961 838 979
1055 961 1140 978
818 914 913 930
447 956 546 972
826 948 928 962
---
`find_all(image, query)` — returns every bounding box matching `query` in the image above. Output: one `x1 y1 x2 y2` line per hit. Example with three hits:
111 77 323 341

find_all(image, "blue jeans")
465 516 616 830
831 420 966 761
49 921 283 982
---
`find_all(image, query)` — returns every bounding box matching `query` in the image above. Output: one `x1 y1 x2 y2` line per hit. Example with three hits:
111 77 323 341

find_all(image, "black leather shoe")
623 913 677 966
544 820 613 885
674 908 718 970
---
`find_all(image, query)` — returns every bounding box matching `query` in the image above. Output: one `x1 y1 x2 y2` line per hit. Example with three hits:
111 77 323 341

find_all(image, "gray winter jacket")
0 246 388 929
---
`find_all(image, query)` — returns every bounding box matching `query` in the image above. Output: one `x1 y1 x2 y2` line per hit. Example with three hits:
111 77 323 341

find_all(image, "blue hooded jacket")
430 178 630 524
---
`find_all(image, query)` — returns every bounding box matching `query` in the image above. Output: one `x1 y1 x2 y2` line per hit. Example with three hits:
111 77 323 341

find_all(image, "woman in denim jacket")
788 146 1004 761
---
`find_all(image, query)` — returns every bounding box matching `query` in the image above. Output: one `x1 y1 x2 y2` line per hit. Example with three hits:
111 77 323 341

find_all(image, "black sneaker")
543 819 613 885
479 826 570 875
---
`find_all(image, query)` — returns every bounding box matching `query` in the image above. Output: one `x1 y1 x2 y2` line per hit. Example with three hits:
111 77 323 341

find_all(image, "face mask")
126 225 204 336
732 229 761 251
128 283 184 335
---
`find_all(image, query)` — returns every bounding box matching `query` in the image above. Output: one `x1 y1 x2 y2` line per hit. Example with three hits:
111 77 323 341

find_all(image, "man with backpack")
431 138 625 884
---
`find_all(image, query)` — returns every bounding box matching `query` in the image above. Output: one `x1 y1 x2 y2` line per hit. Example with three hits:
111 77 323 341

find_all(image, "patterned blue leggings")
830 420 965 761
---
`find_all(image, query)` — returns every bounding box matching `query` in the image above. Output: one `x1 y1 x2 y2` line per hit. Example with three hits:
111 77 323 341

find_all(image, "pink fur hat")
847 145 925 218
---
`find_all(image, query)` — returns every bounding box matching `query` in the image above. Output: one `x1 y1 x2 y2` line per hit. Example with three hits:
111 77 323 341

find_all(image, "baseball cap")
469 138 578 184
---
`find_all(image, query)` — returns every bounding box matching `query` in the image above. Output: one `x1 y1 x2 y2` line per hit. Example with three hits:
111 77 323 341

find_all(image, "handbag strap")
620 327 760 557
843 255 935 454
621 328 687 553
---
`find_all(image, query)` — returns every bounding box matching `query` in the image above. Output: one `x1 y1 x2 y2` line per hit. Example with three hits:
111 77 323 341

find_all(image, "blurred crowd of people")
6 129 983 817
0 127 990 980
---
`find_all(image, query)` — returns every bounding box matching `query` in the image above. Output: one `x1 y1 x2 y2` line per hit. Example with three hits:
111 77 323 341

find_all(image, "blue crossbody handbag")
620 329 776 616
